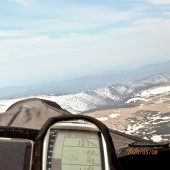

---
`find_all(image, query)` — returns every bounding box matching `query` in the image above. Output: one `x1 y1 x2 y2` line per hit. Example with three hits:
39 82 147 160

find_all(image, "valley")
87 83 170 142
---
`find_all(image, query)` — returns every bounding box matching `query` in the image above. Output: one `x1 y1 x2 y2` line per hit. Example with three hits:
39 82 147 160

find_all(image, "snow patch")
126 97 150 103
109 113 119 118
148 115 170 121
97 117 108 121
125 123 144 134
151 135 162 142
140 86 170 98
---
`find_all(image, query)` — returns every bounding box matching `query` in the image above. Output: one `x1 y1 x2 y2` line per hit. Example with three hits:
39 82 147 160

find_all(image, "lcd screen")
47 130 103 170
0 138 33 170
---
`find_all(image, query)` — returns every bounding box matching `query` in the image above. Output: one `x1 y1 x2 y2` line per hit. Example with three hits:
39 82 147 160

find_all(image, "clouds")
1 17 170 69
26 6 138 33
163 12 170 16
1 3 135 34
147 0 170 5
13 0 34 6
0 0 170 87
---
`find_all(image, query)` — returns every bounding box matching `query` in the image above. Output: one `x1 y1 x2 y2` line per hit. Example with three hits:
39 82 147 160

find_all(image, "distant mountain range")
0 60 170 99
48 73 170 114
1 73 170 114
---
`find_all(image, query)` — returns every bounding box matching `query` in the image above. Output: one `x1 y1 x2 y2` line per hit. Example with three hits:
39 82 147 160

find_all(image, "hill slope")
87 83 170 142
0 73 170 114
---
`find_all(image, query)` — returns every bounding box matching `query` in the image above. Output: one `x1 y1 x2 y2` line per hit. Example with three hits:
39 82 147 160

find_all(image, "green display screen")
49 130 103 170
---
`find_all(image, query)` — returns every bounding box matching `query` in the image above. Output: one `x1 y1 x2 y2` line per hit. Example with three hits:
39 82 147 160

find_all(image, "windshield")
0 0 170 143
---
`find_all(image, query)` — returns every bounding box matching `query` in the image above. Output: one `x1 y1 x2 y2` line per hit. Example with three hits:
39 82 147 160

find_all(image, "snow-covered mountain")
0 89 122 114
127 73 170 90
1 60 170 99
0 73 170 114
88 83 170 142
1 74 170 143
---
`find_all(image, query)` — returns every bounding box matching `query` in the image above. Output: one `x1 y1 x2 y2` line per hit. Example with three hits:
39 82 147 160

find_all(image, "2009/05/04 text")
128 150 158 155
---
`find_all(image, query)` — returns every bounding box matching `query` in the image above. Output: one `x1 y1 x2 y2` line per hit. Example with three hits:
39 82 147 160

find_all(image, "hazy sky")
0 0 170 87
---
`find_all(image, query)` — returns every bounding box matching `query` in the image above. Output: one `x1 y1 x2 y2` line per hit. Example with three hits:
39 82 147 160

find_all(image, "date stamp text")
128 149 158 155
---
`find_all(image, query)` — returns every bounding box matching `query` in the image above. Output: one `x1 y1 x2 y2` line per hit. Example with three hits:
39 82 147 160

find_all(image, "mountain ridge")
1 73 170 114
87 82 170 142
0 60 170 99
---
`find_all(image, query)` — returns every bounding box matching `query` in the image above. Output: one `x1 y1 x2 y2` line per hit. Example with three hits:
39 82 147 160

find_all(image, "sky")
0 0 170 88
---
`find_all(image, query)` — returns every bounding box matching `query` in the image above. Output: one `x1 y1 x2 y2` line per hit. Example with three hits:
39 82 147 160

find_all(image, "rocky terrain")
87 83 170 142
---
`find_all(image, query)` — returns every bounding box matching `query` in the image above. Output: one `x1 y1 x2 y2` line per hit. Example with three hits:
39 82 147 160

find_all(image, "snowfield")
126 97 150 103
0 85 125 114
140 86 170 97
126 85 170 104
